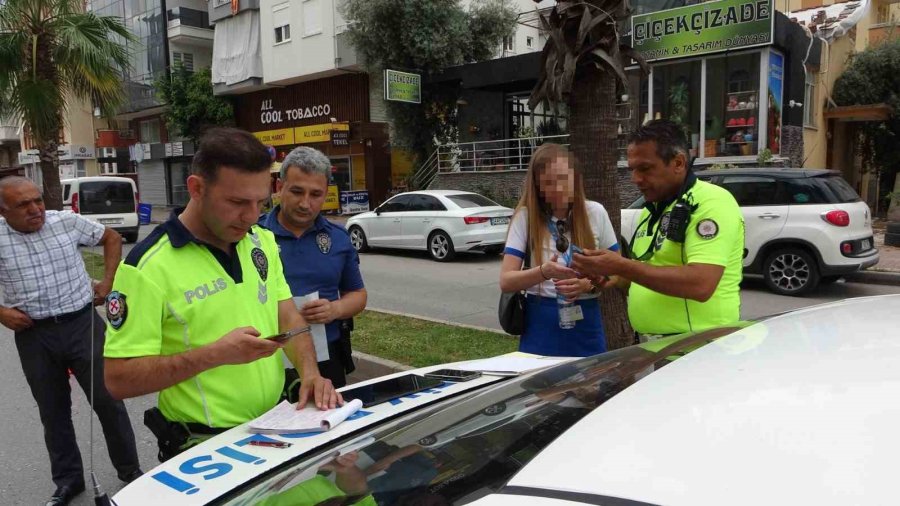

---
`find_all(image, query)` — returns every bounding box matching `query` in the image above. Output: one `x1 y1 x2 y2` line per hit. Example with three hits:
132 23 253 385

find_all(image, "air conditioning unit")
99 147 117 158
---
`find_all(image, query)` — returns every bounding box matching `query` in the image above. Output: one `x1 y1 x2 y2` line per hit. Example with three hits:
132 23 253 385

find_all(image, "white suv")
621 168 880 296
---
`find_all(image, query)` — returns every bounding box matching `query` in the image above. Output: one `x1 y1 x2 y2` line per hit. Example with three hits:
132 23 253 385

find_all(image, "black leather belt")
33 303 92 325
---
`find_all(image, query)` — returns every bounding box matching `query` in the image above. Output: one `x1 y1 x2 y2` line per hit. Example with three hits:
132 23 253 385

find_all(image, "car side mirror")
375 207 382 215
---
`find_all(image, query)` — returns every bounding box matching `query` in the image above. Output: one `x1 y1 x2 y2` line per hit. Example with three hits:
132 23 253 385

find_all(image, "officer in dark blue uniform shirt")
260 146 367 388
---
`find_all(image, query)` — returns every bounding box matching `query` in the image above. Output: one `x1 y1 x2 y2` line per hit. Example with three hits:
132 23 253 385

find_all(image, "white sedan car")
114 295 900 506
346 190 514 261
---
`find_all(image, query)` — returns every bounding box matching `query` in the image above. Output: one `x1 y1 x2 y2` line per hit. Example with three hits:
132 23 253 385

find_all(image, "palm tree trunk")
39 136 63 211
568 72 634 350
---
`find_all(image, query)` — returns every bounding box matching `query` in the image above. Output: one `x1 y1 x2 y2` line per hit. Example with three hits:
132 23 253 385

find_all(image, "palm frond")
529 0 646 109
52 12 134 111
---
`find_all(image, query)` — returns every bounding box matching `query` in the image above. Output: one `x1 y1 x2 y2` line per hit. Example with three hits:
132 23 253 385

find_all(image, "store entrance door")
330 157 351 193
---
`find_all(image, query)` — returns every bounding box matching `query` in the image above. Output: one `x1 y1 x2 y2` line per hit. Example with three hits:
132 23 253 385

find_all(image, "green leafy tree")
833 38 900 210
0 0 133 210
529 0 649 350
155 65 235 143
343 0 517 168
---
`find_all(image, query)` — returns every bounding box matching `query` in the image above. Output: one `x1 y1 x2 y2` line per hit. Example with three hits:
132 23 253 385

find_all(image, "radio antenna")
89 256 112 506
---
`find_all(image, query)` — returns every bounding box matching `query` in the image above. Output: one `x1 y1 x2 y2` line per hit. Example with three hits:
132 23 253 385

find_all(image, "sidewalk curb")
366 307 507 335
845 270 900 286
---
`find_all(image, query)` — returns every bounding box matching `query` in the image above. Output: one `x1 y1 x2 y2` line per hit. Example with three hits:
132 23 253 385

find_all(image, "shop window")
653 60 702 158
804 70 817 128
274 24 291 44
705 53 761 158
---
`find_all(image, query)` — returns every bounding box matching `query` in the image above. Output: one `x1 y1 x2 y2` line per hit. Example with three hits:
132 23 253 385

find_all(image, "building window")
303 0 323 36
526 36 534 49
274 24 291 44
140 118 161 143
172 52 194 72
503 36 515 53
804 69 817 128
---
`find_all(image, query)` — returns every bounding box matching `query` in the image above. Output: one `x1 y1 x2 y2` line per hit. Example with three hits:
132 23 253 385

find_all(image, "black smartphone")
424 369 482 382
340 374 443 407
265 326 309 343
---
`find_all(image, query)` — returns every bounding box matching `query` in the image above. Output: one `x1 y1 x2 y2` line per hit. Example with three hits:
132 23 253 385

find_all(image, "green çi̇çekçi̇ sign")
384 69 422 104
632 0 774 63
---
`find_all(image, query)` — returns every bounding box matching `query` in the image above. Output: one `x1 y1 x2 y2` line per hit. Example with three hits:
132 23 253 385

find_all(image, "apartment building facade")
88 0 213 206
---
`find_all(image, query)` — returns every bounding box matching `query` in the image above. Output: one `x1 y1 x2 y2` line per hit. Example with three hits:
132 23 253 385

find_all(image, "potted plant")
705 116 724 157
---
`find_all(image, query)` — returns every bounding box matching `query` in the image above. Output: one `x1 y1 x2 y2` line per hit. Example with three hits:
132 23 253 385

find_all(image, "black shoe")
118 468 144 484
45 483 85 506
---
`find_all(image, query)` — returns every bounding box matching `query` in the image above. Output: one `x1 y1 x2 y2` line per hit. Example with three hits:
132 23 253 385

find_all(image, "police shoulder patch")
105 291 128 330
697 219 719 239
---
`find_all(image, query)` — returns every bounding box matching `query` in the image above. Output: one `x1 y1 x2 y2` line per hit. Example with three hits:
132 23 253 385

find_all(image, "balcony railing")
167 7 210 30
410 134 570 189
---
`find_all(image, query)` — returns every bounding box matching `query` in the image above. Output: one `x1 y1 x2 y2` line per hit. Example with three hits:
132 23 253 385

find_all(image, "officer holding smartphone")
104 129 341 461
572 120 744 341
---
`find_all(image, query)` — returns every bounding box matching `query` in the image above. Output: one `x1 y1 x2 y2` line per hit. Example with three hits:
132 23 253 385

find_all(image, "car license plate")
861 239 871 251
99 218 122 225
491 217 510 226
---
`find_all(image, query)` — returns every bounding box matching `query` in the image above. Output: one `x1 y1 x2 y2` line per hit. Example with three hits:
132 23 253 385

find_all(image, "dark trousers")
15 309 140 489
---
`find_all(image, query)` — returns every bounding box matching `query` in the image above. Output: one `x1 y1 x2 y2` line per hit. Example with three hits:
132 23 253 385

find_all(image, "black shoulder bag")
498 244 531 335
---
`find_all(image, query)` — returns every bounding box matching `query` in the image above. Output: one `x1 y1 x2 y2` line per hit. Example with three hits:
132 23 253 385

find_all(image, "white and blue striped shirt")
0 211 105 318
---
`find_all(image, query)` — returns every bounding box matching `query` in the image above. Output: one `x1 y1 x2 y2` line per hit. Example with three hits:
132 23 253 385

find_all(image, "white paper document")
455 356 573 376
248 398 363 434
293 291 330 362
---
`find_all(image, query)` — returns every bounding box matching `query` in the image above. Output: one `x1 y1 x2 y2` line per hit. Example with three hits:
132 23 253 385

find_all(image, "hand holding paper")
293 292 330 363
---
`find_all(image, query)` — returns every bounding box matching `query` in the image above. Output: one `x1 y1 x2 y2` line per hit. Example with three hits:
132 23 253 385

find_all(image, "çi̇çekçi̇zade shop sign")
632 0 773 62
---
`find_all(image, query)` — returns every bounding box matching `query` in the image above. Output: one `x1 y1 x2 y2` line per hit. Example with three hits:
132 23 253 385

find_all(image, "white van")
62 176 140 243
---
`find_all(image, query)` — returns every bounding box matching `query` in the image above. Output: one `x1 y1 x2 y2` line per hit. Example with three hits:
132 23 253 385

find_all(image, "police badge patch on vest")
251 247 268 281
316 232 332 254
105 291 128 330
697 219 719 239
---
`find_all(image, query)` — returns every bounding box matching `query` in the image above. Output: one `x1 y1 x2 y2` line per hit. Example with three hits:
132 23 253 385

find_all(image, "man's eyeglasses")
555 220 569 253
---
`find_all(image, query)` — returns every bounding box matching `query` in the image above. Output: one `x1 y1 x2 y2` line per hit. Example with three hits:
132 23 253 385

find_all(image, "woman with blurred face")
499 144 621 357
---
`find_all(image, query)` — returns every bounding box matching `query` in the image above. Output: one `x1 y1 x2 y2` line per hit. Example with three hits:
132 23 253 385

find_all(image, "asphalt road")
3 225 900 503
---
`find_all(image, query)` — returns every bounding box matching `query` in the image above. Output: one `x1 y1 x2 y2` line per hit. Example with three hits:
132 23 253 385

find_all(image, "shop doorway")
330 157 352 193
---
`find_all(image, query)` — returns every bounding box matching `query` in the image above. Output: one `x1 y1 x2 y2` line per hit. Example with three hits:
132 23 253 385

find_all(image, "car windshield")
819 175 861 203
219 325 747 506
79 181 135 214
446 194 499 208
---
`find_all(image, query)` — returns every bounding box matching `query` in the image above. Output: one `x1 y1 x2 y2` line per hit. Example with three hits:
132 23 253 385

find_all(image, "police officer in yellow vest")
103 128 341 460
572 120 744 340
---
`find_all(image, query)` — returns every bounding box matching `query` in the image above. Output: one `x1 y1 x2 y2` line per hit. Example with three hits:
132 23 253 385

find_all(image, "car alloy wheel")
348 226 368 252
764 247 819 296
428 231 455 261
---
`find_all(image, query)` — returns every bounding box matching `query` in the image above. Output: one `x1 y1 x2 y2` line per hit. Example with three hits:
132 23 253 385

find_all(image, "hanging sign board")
384 70 422 104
